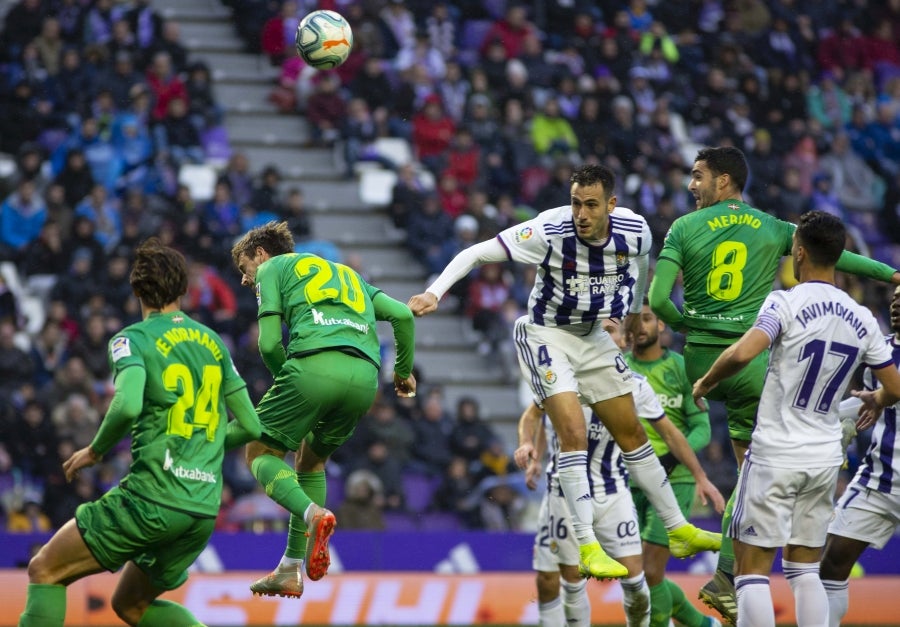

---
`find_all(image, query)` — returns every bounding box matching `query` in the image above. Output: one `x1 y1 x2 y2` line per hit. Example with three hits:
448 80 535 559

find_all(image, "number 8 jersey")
658 200 795 342
750 282 893 468
110 311 247 517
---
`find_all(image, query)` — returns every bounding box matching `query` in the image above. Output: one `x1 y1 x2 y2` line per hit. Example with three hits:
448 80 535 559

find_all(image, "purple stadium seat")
402 472 440 514
417 511 462 532
383 510 419 531
326 472 345 509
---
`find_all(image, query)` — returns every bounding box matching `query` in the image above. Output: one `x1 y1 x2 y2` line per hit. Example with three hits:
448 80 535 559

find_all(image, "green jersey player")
19 239 261 627
648 146 900 623
230 221 416 599
626 302 721 627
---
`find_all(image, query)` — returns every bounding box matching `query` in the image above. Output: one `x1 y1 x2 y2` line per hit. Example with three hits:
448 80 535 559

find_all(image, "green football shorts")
684 342 768 443
633 483 696 546
256 349 379 457
76 486 215 590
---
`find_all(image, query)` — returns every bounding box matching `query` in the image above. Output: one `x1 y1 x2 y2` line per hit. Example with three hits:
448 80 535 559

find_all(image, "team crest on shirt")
111 336 131 361
514 226 534 243
255 282 261 306
616 252 628 267
544 369 557 384
549 539 559 554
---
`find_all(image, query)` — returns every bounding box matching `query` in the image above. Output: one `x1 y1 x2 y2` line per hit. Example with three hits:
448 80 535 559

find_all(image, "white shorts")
532 490 579 571
729 459 839 548
828 484 900 549
532 486 641 571
513 316 634 405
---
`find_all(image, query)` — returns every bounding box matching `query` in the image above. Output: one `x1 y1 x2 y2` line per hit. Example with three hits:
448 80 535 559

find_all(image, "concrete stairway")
166 0 522 444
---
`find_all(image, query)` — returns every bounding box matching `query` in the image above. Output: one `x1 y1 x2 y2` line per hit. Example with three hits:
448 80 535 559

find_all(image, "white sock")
821 578 849 627
539 595 566 627
557 451 594 542
278 555 303 568
562 578 591 627
735 574 774 627
621 572 651 627
621 443 686 530
783 560 828 626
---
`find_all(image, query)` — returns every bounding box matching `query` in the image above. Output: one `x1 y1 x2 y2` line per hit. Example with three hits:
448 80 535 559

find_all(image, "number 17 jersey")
658 200 794 342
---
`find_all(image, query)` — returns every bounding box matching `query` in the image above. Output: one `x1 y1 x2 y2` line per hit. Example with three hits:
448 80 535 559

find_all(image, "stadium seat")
382 510 419 531
178 163 218 202
359 168 398 207
372 137 413 168
418 511 462 531
402 472 440 514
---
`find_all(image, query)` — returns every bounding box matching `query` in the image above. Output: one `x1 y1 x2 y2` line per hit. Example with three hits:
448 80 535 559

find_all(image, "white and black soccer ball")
295 10 353 70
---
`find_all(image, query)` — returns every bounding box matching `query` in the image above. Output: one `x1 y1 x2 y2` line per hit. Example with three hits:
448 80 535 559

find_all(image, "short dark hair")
795 210 845 267
695 146 749 192
231 221 295 267
130 238 188 309
570 164 616 200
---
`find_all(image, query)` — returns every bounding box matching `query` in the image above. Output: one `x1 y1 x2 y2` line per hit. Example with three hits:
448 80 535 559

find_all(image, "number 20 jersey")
255 252 383 368
750 282 892 469
109 311 246 517
658 200 794 342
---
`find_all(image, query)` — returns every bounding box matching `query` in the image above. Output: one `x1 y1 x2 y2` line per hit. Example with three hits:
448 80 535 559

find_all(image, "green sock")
251 455 313 519
668 579 706 627
137 600 204 627
286 471 328 559
648 581 673 627
18 584 66 627
718 486 736 576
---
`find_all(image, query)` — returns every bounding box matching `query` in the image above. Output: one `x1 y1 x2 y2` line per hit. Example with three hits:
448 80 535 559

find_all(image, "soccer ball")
295 10 353 70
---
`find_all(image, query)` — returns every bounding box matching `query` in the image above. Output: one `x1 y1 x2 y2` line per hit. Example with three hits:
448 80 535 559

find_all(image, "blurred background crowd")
0 0 899 535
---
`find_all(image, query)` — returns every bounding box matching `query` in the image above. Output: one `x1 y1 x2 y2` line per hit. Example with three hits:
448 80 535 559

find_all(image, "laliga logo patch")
544 369 557 384
255 283 262 306
514 226 534 243
111 336 131 362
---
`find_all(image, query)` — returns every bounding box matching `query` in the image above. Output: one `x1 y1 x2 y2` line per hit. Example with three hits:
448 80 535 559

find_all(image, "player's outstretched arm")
373 291 416 385
648 258 686 332
65 366 147 481
514 403 542 471
224 387 262 450
407 239 508 316
649 416 725 513
852 363 900 430
834 251 899 284
693 328 770 406
258 313 286 376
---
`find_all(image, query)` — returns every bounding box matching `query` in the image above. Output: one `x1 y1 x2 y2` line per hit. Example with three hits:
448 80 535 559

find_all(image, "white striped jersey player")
498 206 652 328
534 373 664 569
856 336 900 495
826 336 900 553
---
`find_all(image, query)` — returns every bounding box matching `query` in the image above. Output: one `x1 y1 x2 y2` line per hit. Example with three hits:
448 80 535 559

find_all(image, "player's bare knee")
536 571 560 602
110 595 146 626
25 552 53 584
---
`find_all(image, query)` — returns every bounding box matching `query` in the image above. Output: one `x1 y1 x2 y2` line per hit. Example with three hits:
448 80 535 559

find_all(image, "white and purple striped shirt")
856 336 900 494
545 374 664 497
750 282 893 469
498 206 651 328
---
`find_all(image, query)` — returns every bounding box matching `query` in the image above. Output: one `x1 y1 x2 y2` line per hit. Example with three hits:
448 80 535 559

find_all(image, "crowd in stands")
2 0 900 534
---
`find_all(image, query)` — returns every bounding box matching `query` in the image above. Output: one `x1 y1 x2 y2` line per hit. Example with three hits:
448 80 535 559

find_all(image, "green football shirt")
658 200 794 342
110 311 246 517
255 253 383 368
626 349 707 484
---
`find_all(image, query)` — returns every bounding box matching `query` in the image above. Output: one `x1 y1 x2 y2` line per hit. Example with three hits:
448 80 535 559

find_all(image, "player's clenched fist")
408 292 439 316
